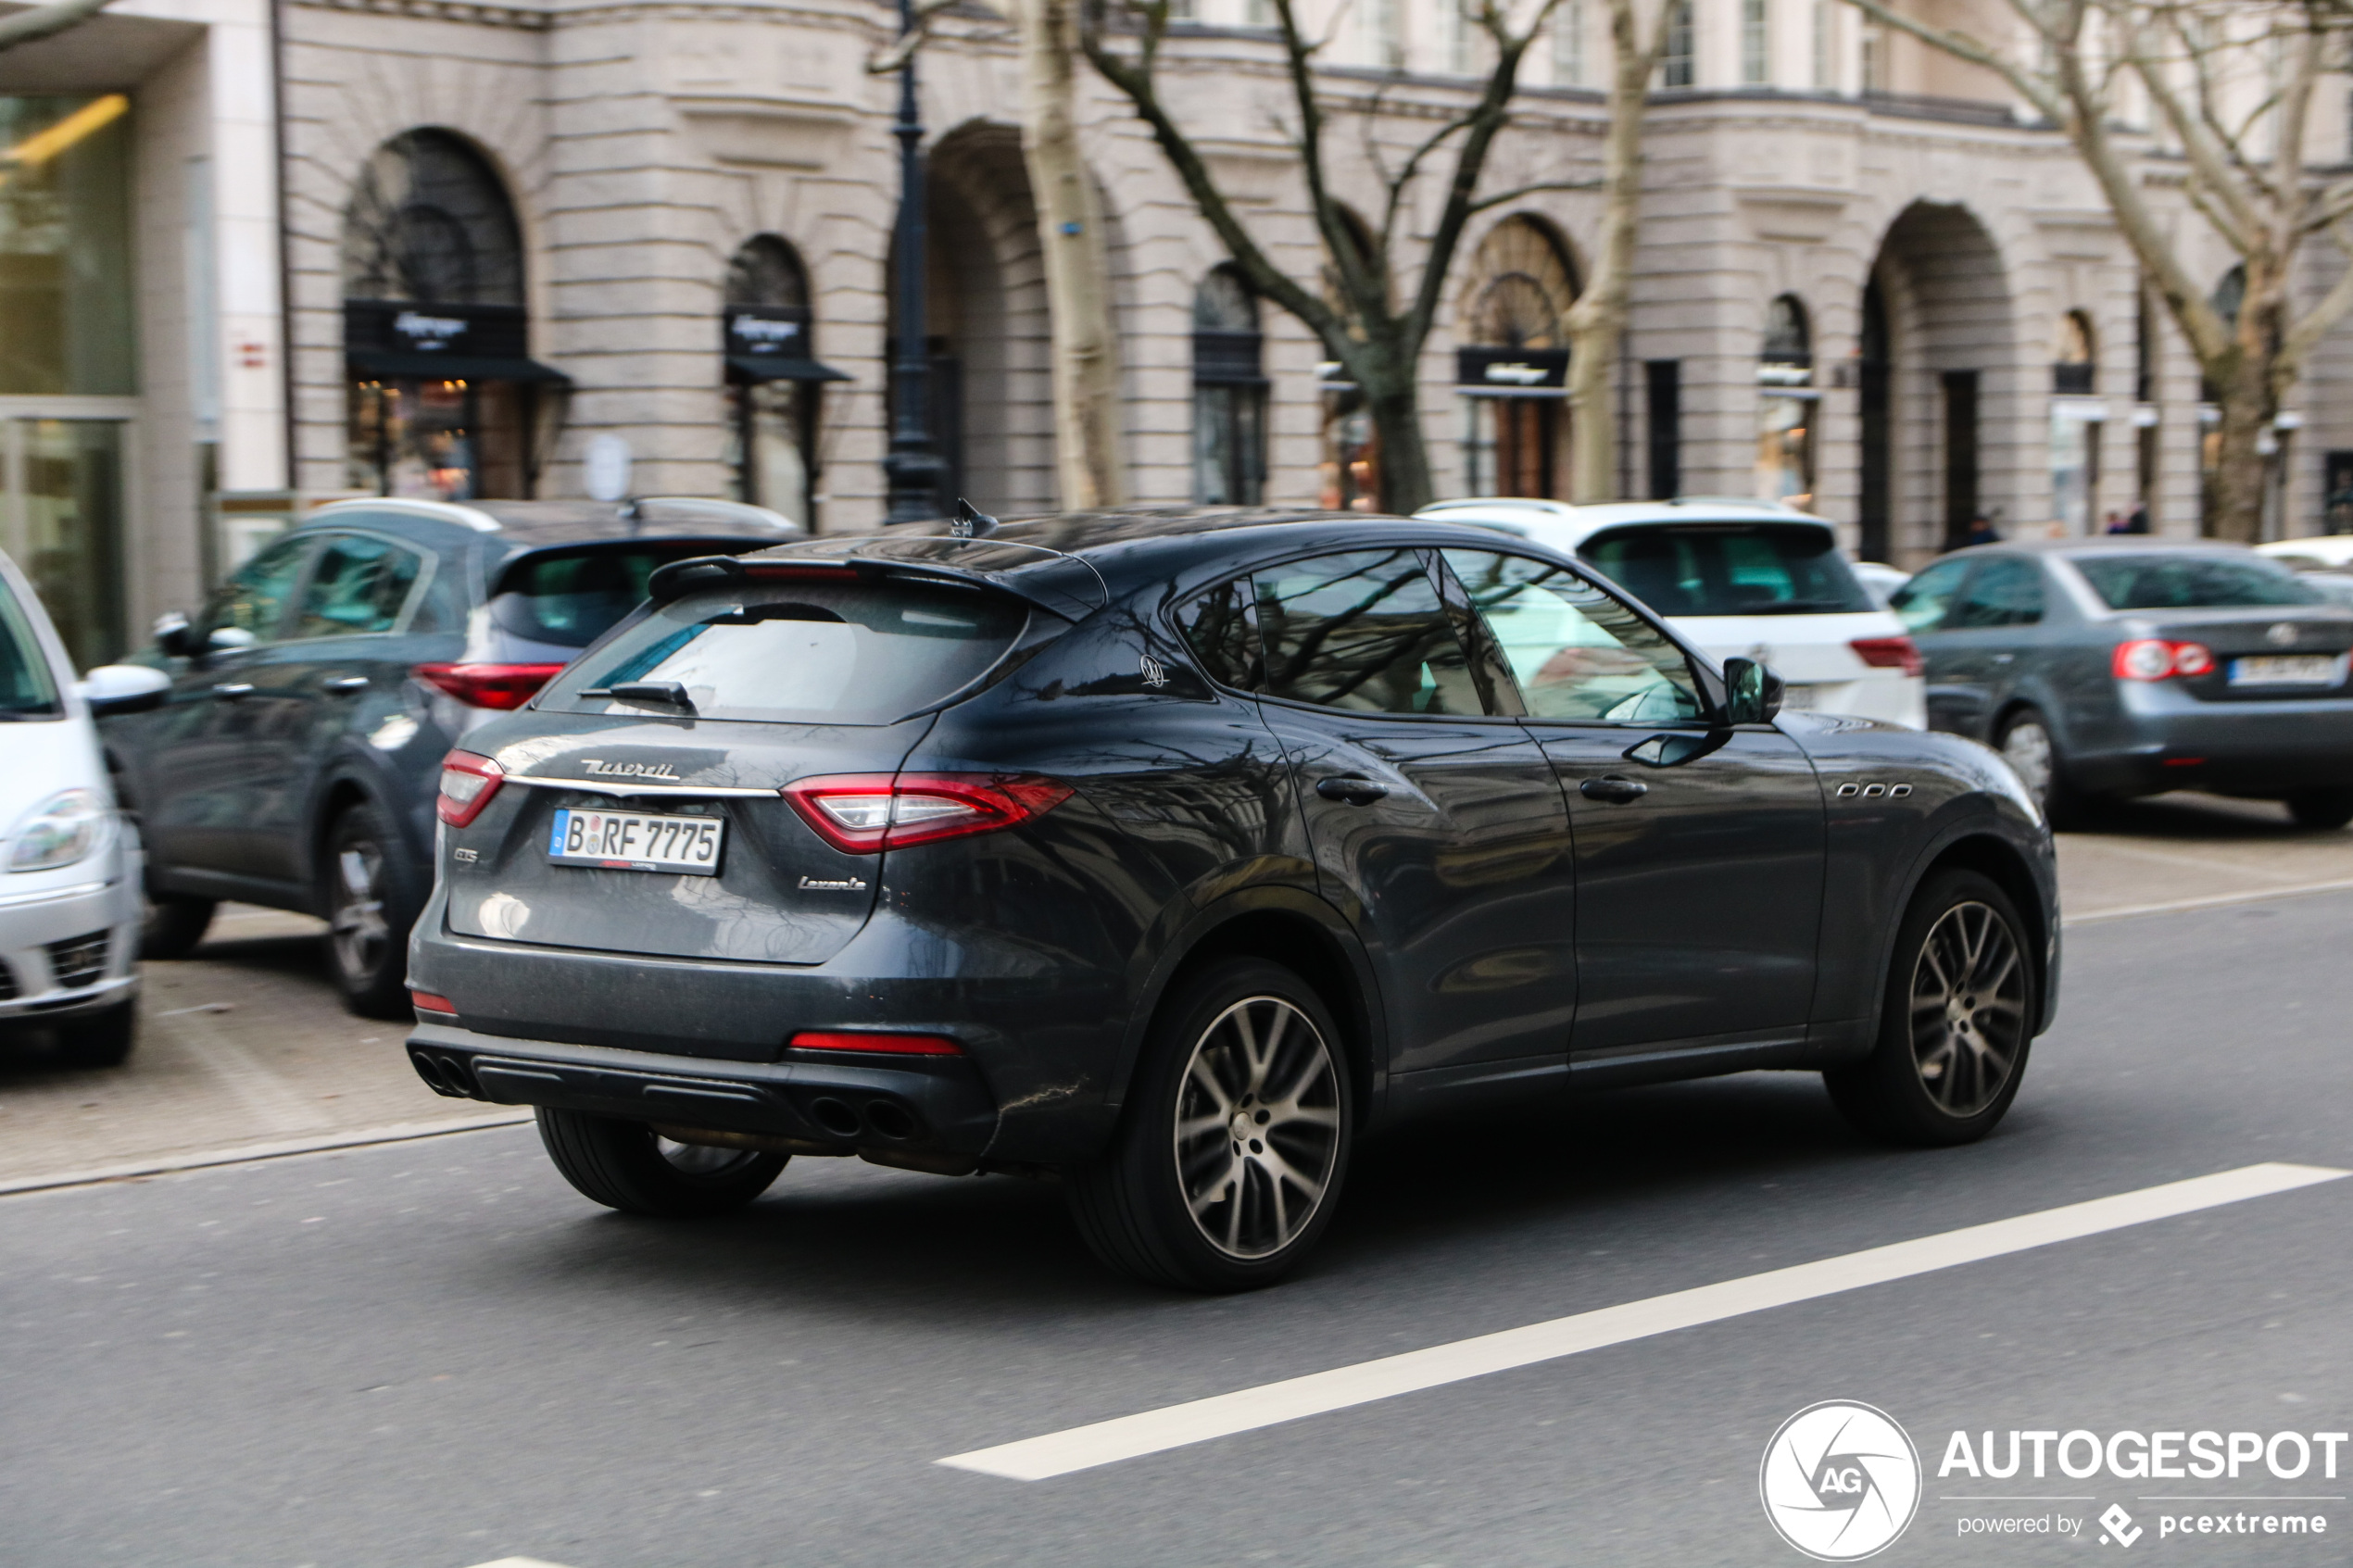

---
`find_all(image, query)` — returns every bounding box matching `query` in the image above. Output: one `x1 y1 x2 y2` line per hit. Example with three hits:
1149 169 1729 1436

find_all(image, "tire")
141 894 216 960
535 1108 788 1217
321 801 423 1020
1826 869 2035 1148
53 997 138 1070
1995 708 2089 829
1067 958 1353 1292
2287 788 2353 830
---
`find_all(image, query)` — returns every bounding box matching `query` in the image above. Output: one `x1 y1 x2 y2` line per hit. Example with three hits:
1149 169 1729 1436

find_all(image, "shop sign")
726 307 812 360
1456 346 1568 396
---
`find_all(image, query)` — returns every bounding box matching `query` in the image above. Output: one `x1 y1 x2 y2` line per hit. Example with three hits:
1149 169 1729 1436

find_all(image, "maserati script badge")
580 759 680 780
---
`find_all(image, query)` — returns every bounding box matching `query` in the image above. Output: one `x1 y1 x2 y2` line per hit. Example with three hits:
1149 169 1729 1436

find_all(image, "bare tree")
0 0 115 51
1081 0 1592 513
1843 0 2353 542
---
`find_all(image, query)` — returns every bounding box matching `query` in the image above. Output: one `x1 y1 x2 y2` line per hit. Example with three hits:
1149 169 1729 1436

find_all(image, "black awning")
726 354 851 384
347 349 572 383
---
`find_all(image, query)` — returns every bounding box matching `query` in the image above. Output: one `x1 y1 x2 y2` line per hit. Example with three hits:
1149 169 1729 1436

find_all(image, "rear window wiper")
584 680 697 712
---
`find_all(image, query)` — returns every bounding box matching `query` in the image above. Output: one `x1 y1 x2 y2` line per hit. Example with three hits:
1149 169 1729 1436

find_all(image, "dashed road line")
937 1162 2347 1482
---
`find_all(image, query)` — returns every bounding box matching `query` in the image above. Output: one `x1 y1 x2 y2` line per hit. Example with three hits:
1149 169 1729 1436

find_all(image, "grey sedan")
1894 541 2353 827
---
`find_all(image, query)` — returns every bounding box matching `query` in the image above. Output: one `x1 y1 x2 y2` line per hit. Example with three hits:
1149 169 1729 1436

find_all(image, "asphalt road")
5 880 2349 1567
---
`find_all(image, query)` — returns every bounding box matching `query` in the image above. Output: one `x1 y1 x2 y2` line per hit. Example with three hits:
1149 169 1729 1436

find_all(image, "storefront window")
1455 218 1576 499
2051 311 2101 533
0 95 134 396
1755 295 1815 508
341 131 562 499
721 235 842 527
1193 268 1267 505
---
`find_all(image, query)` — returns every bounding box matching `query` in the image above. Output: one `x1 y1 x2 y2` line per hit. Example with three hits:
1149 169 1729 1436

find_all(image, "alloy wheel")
329 843 389 983
1907 900 2027 1117
1173 995 1342 1260
1999 721 2055 806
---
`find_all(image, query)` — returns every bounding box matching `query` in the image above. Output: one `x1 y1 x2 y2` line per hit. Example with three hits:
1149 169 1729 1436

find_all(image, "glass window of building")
2051 310 2102 534
1456 218 1576 500
1755 295 1816 509
1192 268 1267 506
1552 0 1585 85
722 234 846 529
342 130 566 502
1661 0 1696 87
1318 210 1385 511
1743 0 1770 85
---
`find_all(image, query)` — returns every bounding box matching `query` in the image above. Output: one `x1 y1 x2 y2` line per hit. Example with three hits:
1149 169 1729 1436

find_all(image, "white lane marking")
0 1111 533 1198
939 1162 2347 1482
463 1559 583 1567
2065 877 2353 925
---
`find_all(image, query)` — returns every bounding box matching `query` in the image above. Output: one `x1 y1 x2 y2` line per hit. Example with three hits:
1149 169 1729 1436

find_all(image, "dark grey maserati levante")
405 508 2058 1290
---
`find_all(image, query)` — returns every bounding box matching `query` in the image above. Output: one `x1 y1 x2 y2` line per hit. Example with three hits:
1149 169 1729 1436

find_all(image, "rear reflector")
411 990 457 1017
782 771 1073 854
1848 635 1924 679
415 661 566 710
788 1030 963 1056
436 750 504 827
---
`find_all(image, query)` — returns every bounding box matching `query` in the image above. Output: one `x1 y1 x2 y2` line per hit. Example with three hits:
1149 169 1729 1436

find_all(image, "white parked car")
1851 560 1912 609
0 548 169 1067
2258 535 2353 569
1414 497 1929 728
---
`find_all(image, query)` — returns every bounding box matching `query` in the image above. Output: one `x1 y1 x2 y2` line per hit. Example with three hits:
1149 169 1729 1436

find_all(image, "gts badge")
582 759 678 780
799 875 868 892
1836 782 1913 799
452 847 479 862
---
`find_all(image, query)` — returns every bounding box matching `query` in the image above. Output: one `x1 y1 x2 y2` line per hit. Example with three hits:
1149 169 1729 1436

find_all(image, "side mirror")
1721 657 1785 725
153 610 196 659
82 664 170 718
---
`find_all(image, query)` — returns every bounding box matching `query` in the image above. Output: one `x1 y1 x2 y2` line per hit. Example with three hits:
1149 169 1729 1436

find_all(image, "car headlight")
8 788 108 872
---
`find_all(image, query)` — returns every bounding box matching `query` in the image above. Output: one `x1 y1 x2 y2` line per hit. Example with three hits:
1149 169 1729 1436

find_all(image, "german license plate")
2228 655 2343 686
548 807 724 874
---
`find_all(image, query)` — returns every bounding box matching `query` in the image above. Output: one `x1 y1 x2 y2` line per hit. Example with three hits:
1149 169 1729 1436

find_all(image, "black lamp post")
883 0 945 521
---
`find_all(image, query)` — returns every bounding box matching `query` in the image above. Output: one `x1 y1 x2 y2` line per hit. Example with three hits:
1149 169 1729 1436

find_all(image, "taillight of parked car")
2112 639 2215 681
781 772 1073 854
436 750 505 827
414 661 567 710
1849 635 1924 678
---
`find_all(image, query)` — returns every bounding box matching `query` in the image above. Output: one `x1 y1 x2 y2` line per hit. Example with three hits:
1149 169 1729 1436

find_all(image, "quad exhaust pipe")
652 1123 978 1176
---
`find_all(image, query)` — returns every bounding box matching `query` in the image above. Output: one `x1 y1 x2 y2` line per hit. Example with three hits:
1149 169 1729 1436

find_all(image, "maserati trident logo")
580 759 679 780
1139 653 1170 689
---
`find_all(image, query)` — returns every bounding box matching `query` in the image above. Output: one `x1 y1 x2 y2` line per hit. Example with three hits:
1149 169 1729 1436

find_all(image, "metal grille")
46 932 108 989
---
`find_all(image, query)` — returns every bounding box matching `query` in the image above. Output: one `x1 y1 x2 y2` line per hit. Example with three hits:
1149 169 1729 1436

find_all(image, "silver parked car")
0 548 170 1066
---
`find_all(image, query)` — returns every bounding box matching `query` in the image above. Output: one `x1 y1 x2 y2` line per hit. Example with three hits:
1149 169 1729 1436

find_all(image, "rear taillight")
436 750 504 826
787 1030 963 1056
782 772 1073 854
1849 635 1924 678
411 989 457 1018
415 661 566 710
2113 639 2213 681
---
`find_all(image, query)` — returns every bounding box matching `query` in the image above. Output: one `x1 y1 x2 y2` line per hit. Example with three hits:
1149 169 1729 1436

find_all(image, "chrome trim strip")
503 774 779 798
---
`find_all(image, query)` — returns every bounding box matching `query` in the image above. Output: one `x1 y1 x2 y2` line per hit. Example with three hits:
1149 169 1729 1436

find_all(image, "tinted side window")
291 534 424 639
1891 558 1971 634
1954 557 2044 628
1580 523 1873 617
203 536 311 647
1442 549 1702 722
0 578 62 718
1172 577 1261 690
1251 549 1480 716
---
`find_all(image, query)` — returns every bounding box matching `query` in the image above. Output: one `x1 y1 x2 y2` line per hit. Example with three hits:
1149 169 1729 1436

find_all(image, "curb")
0 1110 535 1198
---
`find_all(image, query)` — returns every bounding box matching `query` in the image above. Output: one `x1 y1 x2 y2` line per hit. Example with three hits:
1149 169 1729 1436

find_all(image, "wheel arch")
1907 828 2058 1038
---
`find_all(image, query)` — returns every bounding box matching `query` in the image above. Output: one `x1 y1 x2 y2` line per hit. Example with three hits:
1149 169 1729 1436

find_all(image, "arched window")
341 130 560 501
1756 294 1815 508
2052 310 2103 533
1192 267 1266 505
2054 309 2095 393
722 234 841 527
1456 217 1578 499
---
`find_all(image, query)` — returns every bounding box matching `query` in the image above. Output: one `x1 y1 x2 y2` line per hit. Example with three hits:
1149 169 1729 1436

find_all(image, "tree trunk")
1014 0 1125 510
2207 357 2272 544
1362 374 1434 515
1561 0 1651 503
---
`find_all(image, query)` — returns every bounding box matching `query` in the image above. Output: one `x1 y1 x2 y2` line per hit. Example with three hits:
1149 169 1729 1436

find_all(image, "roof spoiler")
645 553 1095 614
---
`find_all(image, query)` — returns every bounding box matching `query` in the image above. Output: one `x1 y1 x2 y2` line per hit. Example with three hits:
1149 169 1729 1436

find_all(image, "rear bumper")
2069 690 2353 797
408 1021 1003 1166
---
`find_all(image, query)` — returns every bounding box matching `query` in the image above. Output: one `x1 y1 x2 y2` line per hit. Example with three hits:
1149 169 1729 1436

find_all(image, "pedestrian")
2125 499 2150 534
1962 510 2002 548
2103 509 2126 534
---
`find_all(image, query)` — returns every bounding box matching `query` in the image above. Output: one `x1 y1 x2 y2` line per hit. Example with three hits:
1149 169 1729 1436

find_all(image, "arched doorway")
891 123 1054 518
1861 201 2014 557
721 234 845 528
341 130 564 500
1756 294 1815 508
1454 216 1578 498
2050 309 2103 534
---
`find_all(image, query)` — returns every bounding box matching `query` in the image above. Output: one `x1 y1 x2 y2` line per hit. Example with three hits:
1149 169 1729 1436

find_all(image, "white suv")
1414 497 1928 728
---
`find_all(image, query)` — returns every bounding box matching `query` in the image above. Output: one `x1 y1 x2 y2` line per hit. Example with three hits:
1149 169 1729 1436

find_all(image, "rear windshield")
1580 523 1874 618
490 543 766 648
540 580 1027 724
0 580 62 721
2073 553 2324 610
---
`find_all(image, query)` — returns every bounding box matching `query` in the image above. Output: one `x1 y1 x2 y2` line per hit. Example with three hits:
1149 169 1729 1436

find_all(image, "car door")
1931 555 2046 740
1891 557 1976 734
1438 546 1827 1062
1243 546 1579 1080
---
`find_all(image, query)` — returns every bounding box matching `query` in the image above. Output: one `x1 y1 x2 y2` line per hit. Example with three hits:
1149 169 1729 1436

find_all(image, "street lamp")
883 0 945 522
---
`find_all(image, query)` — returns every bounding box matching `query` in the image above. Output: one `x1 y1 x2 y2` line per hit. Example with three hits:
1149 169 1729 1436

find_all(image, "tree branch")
0 0 114 50
865 0 984 73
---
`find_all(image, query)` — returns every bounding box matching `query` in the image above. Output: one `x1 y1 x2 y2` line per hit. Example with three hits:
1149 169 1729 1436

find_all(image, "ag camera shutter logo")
1760 1400 1922 1561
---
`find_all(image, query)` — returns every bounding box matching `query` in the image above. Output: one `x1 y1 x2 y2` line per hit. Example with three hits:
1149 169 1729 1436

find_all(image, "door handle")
321 674 371 694
1992 653 2015 664
1579 775 1650 804
210 682 255 701
1315 776 1390 806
